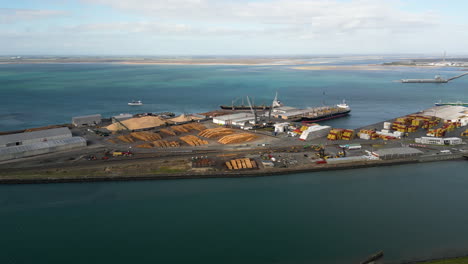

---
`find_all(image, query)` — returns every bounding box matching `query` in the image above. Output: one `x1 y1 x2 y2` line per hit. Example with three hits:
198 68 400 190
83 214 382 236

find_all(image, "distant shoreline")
0 58 308 66
2 59 466 71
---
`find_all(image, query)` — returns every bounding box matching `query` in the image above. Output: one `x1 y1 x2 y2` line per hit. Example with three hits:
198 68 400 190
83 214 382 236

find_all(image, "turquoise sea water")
0 62 468 263
0 63 467 131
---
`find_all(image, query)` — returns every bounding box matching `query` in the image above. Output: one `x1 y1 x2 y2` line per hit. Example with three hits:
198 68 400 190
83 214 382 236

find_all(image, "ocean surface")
0 59 467 263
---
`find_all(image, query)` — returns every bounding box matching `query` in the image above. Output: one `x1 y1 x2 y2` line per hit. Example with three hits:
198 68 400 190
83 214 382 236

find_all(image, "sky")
1 0 467 55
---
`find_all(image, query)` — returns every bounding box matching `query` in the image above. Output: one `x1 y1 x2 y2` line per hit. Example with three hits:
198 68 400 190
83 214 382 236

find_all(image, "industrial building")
212 113 256 126
415 137 463 145
420 106 468 125
372 147 423 160
72 114 102 127
0 127 86 161
112 113 133 123
0 127 72 148
0 137 87 161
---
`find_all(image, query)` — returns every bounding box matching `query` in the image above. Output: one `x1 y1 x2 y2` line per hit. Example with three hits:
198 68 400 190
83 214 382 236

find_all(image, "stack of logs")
199 127 235 138
218 133 258 144
179 135 209 146
225 158 258 170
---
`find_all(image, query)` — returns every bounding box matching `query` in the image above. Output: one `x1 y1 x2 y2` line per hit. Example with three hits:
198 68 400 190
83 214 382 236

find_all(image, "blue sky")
1 0 467 55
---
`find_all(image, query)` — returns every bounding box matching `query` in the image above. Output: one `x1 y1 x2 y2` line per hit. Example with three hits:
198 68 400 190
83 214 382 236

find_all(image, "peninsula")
0 103 467 184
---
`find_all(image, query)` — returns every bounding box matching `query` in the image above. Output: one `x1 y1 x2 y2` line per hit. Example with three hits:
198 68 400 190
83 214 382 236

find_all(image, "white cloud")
0 8 66 24
82 0 438 29
1 0 466 55
72 0 443 42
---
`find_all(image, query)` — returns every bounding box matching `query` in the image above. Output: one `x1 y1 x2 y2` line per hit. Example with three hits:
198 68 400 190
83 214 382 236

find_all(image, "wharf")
0 155 464 184
401 72 468 83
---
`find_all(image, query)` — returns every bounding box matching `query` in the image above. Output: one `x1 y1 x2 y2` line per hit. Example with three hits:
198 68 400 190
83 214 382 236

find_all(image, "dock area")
0 104 467 183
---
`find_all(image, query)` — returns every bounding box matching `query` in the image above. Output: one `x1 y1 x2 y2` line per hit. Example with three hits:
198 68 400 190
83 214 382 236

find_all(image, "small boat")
435 100 468 107
128 100 143 106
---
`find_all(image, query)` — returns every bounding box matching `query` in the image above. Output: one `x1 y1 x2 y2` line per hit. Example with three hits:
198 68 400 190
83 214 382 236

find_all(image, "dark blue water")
0 161 467 264
0 62 467 264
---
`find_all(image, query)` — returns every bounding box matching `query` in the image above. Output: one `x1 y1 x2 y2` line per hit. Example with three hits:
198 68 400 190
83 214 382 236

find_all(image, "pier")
401 72 468 83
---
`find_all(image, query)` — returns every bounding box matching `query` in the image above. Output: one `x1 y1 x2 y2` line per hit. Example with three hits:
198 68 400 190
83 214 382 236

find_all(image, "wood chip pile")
179 135 209 146
199 127 235 138
106 116 167 131
218 133 258 144
160 128 176 136
117 135 135 143
169 114 203 123
225 158 258 170
130 131 162 141
153 140 181 148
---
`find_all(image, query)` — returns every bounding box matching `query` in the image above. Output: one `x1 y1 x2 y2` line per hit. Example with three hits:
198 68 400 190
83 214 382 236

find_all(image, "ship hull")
294 110 351 123
435 103 468 106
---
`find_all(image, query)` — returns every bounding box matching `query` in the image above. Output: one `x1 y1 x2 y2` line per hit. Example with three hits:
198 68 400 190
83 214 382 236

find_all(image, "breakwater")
1 154 464 184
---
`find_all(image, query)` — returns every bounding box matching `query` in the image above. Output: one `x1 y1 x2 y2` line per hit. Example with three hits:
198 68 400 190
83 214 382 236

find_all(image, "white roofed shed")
72 114 102 127
0 127 72 148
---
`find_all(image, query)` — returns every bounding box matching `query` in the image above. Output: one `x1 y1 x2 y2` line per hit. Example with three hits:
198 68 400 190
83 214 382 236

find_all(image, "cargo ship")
273 100 351 123
297 101 351 123
220 93 282 110
435 101 468 106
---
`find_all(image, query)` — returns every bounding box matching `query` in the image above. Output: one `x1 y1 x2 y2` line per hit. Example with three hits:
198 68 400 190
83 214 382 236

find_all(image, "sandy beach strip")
291 64 447 71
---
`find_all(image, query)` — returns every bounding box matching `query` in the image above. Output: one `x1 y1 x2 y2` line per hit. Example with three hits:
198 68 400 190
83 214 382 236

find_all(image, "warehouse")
415 137 463 145
373 147 423 160
0 127 72 148
420 106 468 124
72 114 102 127
0 137 86 161
213 113 255 126
112 113 133 123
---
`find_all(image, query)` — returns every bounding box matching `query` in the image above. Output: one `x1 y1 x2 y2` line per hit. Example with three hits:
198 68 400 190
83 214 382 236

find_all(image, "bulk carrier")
220 93 351 123
272 100 351 123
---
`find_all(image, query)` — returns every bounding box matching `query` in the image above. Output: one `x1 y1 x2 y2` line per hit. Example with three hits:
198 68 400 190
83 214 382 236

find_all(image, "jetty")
401 72 468 83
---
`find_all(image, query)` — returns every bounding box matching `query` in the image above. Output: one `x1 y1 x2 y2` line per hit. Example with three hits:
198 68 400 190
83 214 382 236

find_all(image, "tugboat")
128 100 143 106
